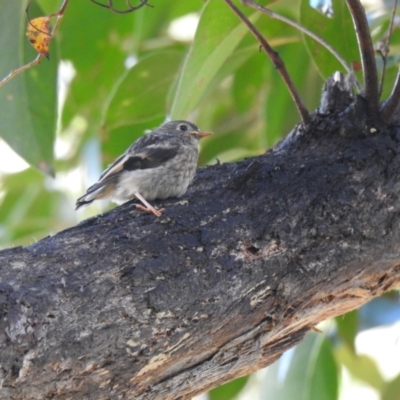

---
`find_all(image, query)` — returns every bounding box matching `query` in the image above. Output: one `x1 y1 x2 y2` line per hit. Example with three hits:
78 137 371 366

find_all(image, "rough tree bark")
1 82 400 399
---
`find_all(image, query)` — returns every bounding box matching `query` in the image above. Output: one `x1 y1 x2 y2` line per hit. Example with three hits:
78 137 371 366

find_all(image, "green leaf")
130 2 203 48
232 52 266 114
169 0 258 119
0 1 57 174
0 169 64 248
380 64 400 102
209 376 248 400
102 51 184 132
382 374 400 400
335 344 384 390
335 310 358 352
59 1 136 128
299 0 361 81
264 41 322 146
168 44 258 119
260 333 339 400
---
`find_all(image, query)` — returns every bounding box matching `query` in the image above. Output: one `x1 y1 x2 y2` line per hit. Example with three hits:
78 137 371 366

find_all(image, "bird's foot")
136 204 165 217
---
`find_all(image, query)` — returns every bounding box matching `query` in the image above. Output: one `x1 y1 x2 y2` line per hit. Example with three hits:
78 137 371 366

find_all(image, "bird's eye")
178 124 188 132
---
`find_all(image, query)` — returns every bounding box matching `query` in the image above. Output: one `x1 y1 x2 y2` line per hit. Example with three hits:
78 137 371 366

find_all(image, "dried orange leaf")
26 16 51 58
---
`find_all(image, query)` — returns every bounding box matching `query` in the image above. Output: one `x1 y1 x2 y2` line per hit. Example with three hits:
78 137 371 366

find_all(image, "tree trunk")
1 91 400 399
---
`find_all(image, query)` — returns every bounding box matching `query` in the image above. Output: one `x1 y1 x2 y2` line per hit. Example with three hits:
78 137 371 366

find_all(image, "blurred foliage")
336 309 358 352
1 0 400 399
209 376 249 400
300 0 362 80
0 1 56 175
260 332 339 400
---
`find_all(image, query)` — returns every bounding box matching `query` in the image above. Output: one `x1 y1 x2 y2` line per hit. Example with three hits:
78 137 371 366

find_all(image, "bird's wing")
84 135 181 195
123 145 180 171
127 131 178 153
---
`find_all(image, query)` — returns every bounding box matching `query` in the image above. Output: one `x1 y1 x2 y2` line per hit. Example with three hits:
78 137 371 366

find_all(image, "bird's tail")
75 195 95 210
75 184 110 210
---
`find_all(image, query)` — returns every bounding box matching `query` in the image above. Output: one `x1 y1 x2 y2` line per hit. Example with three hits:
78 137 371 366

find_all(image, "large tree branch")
1 89 400 399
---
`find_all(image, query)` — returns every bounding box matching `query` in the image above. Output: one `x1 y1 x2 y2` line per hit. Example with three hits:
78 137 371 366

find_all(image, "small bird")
76 120 212 217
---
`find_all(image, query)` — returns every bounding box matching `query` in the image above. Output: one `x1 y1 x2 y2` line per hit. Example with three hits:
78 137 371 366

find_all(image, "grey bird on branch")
76 120 212 217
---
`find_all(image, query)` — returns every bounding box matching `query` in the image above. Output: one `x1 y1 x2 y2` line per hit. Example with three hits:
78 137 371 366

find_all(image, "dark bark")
2 90 400 399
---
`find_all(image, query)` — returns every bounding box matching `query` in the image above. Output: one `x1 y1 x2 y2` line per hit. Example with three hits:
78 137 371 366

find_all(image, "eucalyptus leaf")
169 0 258 119
260 333 338 400
0 0 57 174
102 51 184 132
335 310 358 352
209 376 248 400
382 374 400 400
59 1 136 128
335 345 384 390
300 0 361 81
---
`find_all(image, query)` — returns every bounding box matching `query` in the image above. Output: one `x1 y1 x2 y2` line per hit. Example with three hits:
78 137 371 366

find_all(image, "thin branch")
224 0 311 125
241 0 362 92
90 0 152 14
58 0 69 15
345 0 379 116
377 49 387 99
0 0 69 88
378 0 398 97
381 70 400 121
26 0 68 36
49 0 69 31
0 55 42 88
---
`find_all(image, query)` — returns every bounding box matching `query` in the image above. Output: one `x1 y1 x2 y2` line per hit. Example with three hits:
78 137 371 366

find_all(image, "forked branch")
224 0 311 125
0 0 69 88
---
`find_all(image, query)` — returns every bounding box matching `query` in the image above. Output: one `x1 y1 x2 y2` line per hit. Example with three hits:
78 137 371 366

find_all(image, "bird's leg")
134 191 164 217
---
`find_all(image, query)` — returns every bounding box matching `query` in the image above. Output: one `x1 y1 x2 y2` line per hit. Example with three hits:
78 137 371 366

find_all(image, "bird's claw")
136 204 165 217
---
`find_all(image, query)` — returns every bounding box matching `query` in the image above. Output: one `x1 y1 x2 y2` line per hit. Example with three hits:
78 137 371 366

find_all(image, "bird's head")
161 120 213 140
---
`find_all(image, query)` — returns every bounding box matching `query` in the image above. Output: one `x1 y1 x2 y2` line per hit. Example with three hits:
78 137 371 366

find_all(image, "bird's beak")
190 131 213 139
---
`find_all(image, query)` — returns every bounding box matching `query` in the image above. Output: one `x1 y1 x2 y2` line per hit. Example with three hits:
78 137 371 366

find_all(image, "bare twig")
57 0 69 16
0 0 69 88
224 0 311 125
378 0 398 97
48 0 68 32
0 55 43 88
26 0 68 38
377 49 387 99
90 0 152 14
345 0 379 116
240 0 362 91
